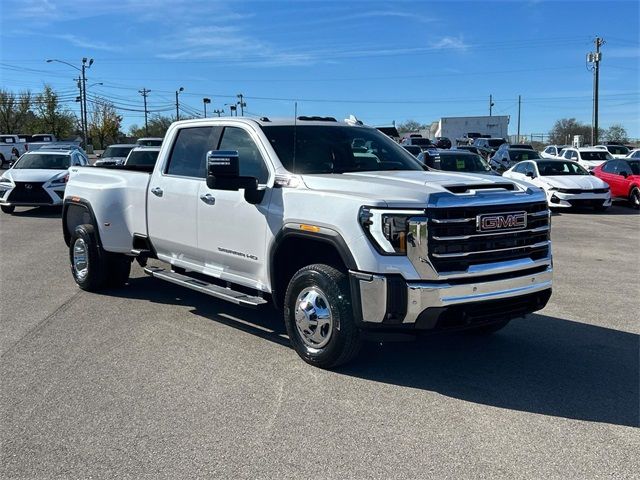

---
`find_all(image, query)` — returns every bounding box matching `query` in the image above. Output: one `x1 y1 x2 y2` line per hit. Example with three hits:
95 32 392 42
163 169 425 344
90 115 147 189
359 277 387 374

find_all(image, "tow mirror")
206 150 264 204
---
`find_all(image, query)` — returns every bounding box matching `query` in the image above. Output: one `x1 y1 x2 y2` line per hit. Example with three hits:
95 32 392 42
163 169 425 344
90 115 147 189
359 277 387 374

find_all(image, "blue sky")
1 0 638 137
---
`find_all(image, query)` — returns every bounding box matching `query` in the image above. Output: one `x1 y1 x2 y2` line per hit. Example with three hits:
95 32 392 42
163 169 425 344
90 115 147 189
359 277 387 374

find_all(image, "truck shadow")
109 275 639 428
8 206 62 218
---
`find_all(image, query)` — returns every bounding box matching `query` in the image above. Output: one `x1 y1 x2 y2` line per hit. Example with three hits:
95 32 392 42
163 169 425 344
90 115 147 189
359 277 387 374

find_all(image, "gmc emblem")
476 211 527 232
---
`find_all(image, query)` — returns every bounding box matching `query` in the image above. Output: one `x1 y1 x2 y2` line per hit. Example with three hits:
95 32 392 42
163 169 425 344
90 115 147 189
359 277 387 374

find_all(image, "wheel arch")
62 198 102 247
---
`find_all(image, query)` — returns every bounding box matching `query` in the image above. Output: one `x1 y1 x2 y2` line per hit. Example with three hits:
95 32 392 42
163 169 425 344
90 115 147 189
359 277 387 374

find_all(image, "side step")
143 266 268 308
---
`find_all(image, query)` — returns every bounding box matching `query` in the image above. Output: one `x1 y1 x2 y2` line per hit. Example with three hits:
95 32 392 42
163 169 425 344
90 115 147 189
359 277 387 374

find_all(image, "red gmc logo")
477 211 527 232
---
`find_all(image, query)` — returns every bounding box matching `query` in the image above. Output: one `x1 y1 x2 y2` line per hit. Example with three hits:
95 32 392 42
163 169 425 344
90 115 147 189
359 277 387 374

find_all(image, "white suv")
560 147 612 170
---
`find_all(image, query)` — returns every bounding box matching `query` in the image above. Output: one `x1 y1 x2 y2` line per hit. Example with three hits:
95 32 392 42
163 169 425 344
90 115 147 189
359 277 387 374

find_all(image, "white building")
420 116 510 141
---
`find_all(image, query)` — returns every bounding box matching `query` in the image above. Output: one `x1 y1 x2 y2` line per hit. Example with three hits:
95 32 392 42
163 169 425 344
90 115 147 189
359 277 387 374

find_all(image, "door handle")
200 193 216 205
151 187 163 197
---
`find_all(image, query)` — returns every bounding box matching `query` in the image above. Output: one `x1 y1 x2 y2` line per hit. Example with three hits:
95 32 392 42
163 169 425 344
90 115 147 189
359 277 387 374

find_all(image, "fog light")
550 195 560 204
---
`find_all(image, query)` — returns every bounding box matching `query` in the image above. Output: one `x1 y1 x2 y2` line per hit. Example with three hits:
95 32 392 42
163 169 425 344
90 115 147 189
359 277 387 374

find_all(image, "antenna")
293 102 297 174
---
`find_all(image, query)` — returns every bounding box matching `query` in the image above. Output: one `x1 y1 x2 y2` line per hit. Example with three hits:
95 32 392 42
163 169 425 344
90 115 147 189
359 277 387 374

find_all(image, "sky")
1 0 638 138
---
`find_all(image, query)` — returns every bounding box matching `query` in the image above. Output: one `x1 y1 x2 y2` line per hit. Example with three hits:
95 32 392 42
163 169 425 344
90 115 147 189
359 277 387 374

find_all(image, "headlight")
50 174 69 185
359 207 424 255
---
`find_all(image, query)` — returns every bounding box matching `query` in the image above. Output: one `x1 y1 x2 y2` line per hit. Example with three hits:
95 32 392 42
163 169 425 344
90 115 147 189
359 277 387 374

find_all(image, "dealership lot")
1 205 638 478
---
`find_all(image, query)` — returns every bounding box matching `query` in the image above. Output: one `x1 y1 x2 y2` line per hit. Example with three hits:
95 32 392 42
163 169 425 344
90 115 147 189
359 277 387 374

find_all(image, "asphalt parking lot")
1 204 638 479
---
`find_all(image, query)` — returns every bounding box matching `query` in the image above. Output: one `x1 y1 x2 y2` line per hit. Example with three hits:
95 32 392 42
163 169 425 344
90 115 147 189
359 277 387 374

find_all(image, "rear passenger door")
147 126 221 269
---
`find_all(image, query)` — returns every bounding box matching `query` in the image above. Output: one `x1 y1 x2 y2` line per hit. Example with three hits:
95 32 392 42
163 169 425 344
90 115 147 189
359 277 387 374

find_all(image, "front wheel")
630 187 640 209
1 205 15 214
284 264 361 369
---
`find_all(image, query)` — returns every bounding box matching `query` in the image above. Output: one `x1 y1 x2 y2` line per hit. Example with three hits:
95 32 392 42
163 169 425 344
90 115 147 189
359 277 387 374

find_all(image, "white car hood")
301 170 524 204
4 168 68 182
542 175 608 189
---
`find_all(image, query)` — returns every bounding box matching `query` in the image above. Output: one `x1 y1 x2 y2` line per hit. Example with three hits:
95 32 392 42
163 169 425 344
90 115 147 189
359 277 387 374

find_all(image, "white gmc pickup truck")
62 116 552 368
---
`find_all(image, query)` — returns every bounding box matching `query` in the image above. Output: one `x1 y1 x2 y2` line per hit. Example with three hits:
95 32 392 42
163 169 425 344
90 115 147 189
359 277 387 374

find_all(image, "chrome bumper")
351 266 552 327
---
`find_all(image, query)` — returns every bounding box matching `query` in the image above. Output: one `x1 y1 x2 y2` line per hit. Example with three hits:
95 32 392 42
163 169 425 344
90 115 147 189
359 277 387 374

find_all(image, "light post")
236 93 246 116
203 97 211 118
175 87 184 120
46 58 94 145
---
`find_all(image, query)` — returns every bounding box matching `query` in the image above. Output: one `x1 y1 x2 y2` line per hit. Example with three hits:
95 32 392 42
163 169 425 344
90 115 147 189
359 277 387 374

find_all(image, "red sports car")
593 158 640 209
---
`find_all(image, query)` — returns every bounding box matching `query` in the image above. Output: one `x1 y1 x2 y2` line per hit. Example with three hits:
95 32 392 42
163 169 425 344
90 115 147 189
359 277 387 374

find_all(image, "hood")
300 170 527 206
542 175 608 189
3 168 67 182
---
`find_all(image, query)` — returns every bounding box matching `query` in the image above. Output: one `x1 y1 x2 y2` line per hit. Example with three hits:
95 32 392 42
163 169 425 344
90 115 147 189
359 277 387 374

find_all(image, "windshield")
103 146 134 158
438 153 490 172
488 139 505 147
537 160 588 176
262 125 424 174
13 153 69 169
509 150 540 162
581 151 611 161
126 150 159 166
606 145 629 155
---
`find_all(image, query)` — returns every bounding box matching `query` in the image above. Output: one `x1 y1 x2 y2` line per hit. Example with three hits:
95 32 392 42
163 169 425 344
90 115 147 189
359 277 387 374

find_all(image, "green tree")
128 115 173 138
397 119 428 134
0 89 33 133
604 124 629 143
33 85 76 139
548 118 603 146
89 98 123 149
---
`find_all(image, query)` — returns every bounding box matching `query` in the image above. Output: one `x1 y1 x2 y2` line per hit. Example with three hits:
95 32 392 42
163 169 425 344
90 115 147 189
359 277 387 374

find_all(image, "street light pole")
175 87 184 121
203 97 211 118
236 93 246 116
213 109 223 117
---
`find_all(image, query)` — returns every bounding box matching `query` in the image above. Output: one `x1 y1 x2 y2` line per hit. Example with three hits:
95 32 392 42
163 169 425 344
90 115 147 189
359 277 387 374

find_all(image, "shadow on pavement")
108 275 639 428
7 206 62 218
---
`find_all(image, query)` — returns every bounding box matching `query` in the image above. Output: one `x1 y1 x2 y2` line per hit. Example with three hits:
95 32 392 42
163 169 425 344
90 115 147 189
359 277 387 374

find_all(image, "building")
420 116 510 142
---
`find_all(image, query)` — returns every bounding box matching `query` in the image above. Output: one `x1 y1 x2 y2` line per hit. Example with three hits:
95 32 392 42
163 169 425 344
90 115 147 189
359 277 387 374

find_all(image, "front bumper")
548 191 611 208
350 266 552 332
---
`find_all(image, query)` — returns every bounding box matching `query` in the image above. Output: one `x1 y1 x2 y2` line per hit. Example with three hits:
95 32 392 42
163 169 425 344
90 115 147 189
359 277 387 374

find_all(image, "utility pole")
203 97 211 118
489 94 494 116
75 77 84 140
213 109 223 117
517 95 521 143
587 36 604 145
237 93 246 116
138 88 151 135
81 58 93 146
175 87 184 120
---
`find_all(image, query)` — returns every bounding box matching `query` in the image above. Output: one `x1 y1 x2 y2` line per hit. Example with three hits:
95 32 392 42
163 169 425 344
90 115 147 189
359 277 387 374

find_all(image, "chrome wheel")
294 287 333 349
73 238 89 280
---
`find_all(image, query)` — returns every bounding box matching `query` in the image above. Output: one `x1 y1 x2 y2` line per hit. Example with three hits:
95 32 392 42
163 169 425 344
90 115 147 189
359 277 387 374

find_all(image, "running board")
143 266 268 308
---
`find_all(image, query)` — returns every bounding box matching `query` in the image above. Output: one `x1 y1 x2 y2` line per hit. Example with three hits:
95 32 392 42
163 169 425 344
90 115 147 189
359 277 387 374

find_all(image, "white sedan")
0 149 88 214
503 158 612 210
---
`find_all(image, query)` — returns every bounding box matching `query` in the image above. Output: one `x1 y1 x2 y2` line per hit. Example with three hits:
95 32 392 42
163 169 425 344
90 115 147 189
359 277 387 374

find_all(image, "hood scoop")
445 183 516 194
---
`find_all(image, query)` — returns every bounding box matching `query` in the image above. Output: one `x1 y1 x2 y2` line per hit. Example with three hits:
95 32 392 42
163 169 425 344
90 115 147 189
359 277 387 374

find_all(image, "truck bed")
65 166 152 253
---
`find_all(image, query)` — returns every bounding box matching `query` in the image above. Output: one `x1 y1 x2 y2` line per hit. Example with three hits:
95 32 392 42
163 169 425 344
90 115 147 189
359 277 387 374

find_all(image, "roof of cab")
171 116 370 128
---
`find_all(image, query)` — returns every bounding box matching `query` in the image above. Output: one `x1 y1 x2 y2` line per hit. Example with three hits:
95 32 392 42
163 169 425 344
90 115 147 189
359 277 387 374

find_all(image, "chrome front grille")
427 202 550 273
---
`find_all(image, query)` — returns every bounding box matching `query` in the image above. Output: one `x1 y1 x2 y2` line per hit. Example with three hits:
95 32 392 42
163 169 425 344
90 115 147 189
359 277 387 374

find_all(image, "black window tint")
218 127 269 183
166 126 221 178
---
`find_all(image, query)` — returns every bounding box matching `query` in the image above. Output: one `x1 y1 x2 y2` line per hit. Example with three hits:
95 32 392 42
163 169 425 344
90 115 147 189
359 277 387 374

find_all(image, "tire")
1 205 15 214
630 187 640 210
467 319 511 335
284 264 361 369
69 224 109 291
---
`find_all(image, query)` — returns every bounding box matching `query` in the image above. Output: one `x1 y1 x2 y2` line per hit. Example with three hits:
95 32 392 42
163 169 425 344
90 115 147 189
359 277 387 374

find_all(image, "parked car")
425 150 498 175
559 147 612 170
626 149 640 159
0 148 88 214
593 144 630 159
401 137 433 148
0 135 25 167
473 137 507 153
402 145 422 157
94 144 136 166
490 148 541 172
434 137 452 149
416 148 441 168
592 158 640 209
135 137 164 147
62 116 552 368
454 145 492 159
540 145 569 159
124 146 161 167
503 159 611 210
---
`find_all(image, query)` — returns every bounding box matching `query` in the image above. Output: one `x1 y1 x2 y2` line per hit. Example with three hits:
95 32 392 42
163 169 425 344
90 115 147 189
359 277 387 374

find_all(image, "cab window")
218 127 269 184
166 126 222 178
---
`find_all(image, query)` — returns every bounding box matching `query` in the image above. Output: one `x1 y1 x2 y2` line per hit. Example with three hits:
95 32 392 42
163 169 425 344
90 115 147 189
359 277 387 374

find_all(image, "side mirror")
620 171 629 178
205 150 264 204
95 153 101 158
525 171 535 179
